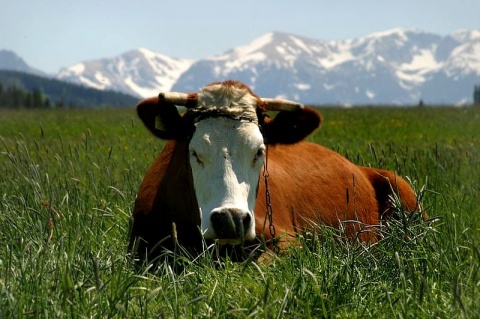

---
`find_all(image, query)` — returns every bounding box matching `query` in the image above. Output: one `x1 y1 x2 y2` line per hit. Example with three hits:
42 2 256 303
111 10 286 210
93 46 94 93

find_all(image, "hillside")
0 70 138 108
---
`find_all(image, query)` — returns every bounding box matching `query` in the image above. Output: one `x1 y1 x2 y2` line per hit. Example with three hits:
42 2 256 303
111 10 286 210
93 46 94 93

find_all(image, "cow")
128 80 418 263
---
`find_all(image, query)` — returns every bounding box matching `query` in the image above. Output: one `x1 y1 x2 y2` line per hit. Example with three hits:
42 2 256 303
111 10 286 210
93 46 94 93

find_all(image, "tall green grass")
1 107 479 318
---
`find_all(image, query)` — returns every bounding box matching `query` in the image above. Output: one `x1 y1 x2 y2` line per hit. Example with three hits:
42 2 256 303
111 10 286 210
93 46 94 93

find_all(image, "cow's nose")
210 208 252 240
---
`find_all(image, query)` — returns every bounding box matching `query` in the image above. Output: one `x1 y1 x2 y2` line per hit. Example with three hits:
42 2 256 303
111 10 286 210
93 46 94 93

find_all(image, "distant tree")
32 88 43 107
474 85 480 105
11 87 23 107
44 98 51 108
25 91 33 108
55 98 65 109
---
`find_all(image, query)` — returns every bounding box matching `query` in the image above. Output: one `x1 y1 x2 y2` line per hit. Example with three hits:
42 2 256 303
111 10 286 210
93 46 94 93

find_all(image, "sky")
2 0 479 74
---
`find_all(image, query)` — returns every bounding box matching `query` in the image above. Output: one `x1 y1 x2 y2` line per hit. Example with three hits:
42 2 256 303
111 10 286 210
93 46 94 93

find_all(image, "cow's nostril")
210 211 231 234
210 208 251 240
242 213 251 231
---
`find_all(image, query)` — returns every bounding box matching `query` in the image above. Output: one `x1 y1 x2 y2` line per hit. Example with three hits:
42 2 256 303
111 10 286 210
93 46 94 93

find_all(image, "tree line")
0 83 54 108
0 70 138 108
474 85 480 105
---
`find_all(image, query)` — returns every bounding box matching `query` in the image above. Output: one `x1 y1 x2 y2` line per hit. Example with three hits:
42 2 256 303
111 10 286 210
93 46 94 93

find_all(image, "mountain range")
2 29 480 105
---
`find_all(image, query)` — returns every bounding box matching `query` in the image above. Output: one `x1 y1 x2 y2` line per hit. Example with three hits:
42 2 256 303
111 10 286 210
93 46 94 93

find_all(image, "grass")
0 106 479 318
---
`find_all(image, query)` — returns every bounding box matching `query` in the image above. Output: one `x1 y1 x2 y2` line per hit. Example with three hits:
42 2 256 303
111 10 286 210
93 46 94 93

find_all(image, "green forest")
0 70 138 108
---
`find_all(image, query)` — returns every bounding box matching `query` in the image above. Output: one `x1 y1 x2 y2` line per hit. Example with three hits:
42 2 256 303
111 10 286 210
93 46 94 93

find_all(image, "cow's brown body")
129 139 417 262
128 80 418 263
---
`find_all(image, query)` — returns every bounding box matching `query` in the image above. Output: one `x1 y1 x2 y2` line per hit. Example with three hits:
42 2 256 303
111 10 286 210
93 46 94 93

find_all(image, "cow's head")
137 81 321 245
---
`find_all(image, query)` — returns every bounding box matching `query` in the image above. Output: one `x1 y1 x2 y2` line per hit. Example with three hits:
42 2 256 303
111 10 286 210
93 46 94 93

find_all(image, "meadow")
0 106 479 318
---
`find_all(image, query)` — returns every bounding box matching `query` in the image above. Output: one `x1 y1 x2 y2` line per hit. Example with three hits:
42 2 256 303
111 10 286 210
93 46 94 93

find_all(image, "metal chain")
263 144 276 239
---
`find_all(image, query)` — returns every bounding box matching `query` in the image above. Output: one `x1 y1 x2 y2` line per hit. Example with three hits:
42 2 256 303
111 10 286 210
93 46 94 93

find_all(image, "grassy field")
0 106 479 318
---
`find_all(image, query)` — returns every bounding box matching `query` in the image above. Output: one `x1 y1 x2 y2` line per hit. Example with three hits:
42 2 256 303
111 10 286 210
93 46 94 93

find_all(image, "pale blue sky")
2 0 479 73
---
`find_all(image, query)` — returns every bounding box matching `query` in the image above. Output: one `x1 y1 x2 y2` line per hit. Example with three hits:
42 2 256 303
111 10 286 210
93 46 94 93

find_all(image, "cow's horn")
159 92 198 108
261 98 304 111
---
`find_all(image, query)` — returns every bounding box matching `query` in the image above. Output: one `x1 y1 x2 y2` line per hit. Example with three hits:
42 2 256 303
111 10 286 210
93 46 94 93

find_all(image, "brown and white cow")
129 80 418 263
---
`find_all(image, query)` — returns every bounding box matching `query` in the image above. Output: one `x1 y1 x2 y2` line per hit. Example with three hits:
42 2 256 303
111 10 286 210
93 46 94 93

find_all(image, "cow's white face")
189 117 265 244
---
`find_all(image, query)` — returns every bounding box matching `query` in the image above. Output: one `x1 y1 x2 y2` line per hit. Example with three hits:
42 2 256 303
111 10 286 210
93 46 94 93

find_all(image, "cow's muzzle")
210 208 252 242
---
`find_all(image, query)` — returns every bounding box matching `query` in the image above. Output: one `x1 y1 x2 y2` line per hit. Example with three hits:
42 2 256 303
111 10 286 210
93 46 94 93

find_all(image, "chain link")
263 144 276 239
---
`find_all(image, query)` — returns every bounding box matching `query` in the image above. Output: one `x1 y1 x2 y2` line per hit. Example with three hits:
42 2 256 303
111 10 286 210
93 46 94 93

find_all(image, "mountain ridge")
172 29 480 104
0 50 47 77
2 29 479 105
56 48 193 98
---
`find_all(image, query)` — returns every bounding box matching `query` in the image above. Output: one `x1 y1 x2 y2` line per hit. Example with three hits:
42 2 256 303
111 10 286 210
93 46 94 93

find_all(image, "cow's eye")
253 146 265 165
191 150 203 166
256 148 265 159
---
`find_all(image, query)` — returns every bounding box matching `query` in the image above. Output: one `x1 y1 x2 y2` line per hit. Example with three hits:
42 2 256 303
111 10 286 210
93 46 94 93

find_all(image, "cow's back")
253 142 419 244
254 142 381 243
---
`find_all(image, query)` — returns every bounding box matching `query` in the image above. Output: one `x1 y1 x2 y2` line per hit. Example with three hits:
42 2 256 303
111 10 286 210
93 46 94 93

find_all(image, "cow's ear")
262 107 321 144
136 97 188 140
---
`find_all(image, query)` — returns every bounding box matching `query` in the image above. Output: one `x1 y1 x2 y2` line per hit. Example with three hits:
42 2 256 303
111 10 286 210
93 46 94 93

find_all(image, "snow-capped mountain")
56 48 193 98
52 29 480 105
173 29 480 105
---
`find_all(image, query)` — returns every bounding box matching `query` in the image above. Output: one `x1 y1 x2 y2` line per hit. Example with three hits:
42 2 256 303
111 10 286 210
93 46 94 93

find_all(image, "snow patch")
242 33 274 53
276 46 286 55
124 77 159 98
452 30 480 42
324 83 335 90
94 71 111 86
396 49 443 83
294 83 311 90
224 52 267 70
364 28 409 41
455 98 469 106
318 51 354 69
447 42 480 75
78 76 107 90
65 63 85 75
400 49 442 72
395 71 424 84
289 36 313 54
